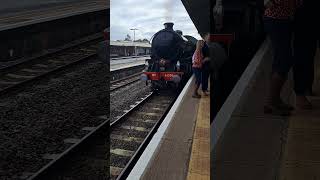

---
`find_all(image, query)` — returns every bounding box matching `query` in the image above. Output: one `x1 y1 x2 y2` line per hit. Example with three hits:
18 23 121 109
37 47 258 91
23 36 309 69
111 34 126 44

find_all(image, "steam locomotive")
140 22 197 90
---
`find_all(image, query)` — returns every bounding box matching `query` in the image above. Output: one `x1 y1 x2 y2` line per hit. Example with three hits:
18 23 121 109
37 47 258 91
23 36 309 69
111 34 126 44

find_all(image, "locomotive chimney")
164 22 174 30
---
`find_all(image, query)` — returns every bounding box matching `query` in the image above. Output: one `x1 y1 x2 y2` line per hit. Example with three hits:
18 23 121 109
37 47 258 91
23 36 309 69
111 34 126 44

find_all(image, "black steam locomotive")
140 22 197 90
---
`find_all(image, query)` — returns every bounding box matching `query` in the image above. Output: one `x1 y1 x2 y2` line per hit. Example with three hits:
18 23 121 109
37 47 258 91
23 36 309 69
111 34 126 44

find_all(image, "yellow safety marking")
187 92 210 180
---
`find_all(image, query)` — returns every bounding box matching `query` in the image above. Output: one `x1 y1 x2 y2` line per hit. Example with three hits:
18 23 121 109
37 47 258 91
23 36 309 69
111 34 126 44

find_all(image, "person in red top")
263 0 301 114
192 40 204 98
264 0 302 19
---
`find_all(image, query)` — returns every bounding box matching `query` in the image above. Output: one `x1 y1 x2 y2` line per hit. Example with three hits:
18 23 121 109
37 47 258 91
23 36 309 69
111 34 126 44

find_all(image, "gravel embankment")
41 70 150 180
0 59 108 180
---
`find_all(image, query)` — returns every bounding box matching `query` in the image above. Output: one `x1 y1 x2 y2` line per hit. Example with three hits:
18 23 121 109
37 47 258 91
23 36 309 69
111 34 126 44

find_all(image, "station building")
110 40 151 57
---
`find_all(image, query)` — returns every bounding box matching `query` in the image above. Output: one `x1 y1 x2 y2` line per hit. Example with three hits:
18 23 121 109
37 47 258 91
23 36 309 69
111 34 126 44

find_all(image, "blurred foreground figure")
293 0 319 109
263 0 301 115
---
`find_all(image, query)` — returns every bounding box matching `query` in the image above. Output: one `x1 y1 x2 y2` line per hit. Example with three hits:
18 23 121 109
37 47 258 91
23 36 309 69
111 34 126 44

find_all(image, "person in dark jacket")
200 32 211 96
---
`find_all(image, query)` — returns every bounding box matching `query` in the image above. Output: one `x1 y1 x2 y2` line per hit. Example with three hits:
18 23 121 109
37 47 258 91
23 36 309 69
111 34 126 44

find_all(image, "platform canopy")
181 0 211 34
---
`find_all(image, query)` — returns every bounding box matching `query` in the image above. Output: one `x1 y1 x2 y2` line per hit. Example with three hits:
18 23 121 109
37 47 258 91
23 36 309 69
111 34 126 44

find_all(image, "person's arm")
203 57 210 62
202 44 210 63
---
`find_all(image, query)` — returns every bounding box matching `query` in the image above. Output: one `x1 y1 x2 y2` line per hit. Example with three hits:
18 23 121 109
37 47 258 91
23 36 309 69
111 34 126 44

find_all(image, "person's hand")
202 57 210 64
199 40 204 47
196 40 204 49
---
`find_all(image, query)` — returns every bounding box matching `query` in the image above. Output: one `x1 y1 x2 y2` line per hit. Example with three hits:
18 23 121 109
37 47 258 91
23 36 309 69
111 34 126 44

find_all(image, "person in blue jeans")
192 40 204 98
200 32 210 96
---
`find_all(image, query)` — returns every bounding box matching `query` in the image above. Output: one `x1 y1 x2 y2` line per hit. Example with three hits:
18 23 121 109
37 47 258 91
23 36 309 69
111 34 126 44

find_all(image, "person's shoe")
296 96 312 110
277 100 294 111
264 104 291 116
264 72 291 116
264 99 293 116
192 94 201 98
202 91 209 96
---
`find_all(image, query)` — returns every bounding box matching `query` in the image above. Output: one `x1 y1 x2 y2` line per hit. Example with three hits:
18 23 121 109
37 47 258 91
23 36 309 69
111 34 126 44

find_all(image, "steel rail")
0 35 103 97
0 33 102 74
28 92 154 180
112 92 177 180
110 72 142 92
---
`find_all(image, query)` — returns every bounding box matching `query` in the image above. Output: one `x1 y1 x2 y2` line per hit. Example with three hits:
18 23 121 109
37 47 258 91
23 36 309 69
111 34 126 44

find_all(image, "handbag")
192 49 203 68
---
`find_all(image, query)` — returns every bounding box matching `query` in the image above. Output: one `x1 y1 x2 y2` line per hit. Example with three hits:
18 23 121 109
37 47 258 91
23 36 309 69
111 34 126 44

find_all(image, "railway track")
110 92 175 180
26 91 177 180
110 72 142 92
0 33 103 96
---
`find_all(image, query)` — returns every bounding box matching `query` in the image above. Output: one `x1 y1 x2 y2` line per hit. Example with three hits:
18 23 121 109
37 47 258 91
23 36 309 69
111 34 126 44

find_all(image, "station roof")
110 40 151 48
181 0 210 34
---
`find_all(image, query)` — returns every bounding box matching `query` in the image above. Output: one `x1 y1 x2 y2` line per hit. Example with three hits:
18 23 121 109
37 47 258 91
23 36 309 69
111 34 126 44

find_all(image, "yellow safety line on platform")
187 93 210 180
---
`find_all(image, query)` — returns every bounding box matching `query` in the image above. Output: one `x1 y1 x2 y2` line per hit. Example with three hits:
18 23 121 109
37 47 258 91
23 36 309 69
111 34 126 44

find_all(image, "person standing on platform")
293 0 319 109
200 32 211 96
263 0 301 114
192 40 204 98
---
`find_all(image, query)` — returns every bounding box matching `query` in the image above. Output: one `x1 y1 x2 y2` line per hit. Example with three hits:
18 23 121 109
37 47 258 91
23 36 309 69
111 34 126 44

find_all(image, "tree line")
121 34 150 43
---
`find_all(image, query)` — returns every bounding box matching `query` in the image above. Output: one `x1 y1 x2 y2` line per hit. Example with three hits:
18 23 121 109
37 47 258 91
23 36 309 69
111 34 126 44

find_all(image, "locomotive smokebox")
164 22 174 30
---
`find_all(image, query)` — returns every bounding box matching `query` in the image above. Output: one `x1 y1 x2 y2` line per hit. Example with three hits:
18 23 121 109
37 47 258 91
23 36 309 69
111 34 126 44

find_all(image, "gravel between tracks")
110 81 151 122
39 72 149 180
0 58 108 180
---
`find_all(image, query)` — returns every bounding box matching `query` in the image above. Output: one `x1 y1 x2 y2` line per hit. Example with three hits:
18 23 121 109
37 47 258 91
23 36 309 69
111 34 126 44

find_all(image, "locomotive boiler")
140 22 197 90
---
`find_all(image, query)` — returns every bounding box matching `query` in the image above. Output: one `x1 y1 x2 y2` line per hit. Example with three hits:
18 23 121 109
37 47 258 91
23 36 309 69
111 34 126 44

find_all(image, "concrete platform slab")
278 49 320 180
127 77 200 180
0 0 108 31
211 39 286 180
140 78 199 180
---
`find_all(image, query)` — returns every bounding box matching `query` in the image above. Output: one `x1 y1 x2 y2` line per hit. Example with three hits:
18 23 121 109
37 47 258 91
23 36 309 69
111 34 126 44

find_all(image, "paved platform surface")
140 77 200 180
212 40 320 180
110 57 148 71
279 48 320 180
133 77 210 180
0 0 108 31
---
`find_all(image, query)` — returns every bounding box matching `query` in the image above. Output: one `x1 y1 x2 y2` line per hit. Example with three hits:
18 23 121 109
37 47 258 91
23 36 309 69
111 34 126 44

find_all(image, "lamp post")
130 28 138 56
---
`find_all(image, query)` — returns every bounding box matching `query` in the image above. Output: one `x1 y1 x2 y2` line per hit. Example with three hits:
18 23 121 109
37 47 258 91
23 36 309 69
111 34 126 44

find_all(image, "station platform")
0 0 108 62
0 0 108 32
128 76 210 180
110 57 148 72
212 39 320 179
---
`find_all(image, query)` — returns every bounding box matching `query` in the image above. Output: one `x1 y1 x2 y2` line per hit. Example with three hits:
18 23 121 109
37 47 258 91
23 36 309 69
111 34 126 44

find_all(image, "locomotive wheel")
151 82 159 91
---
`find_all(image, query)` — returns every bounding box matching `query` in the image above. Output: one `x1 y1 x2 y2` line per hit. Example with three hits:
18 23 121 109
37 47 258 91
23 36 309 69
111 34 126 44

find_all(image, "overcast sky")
110 0 201 41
